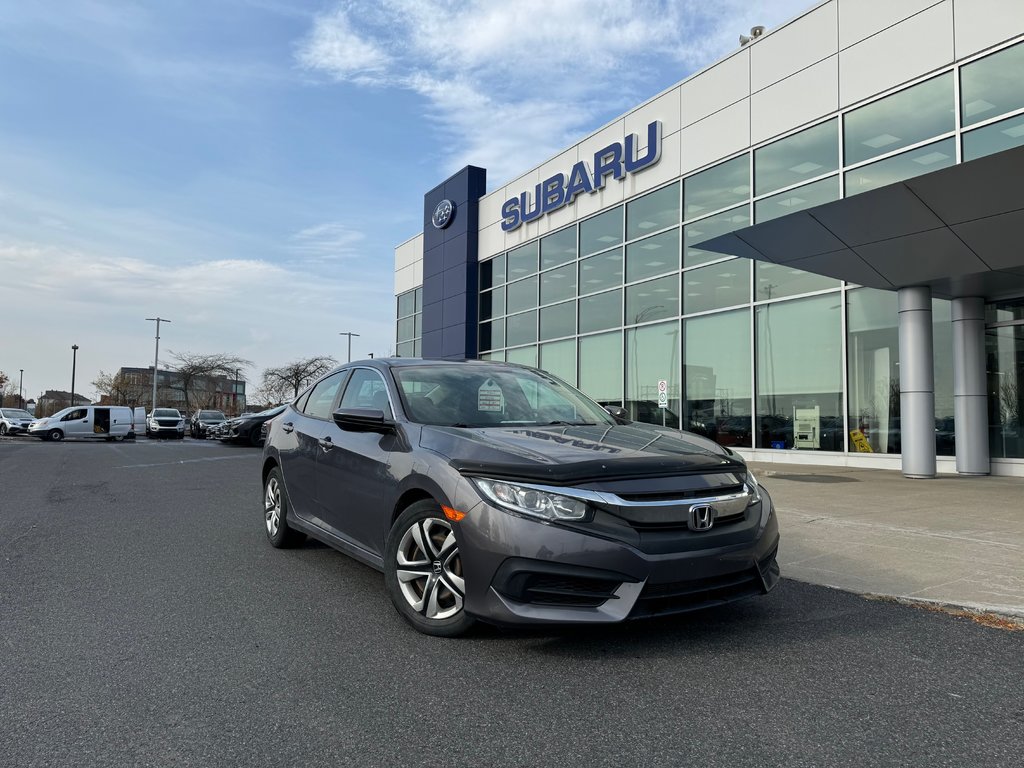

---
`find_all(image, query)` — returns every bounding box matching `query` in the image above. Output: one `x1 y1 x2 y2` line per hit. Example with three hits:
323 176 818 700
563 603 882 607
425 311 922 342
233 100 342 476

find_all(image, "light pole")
339 331 360 363
146 317 170 412
19 369 23 409
71 345 79 407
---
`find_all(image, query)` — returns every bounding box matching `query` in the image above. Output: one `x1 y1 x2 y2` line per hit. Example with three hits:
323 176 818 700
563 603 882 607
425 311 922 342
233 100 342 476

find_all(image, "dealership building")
394 0 1024 478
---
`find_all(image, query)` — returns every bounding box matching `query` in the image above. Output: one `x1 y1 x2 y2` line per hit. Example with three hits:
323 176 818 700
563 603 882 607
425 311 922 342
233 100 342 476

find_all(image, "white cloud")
296 0 812 185
289 221 366 261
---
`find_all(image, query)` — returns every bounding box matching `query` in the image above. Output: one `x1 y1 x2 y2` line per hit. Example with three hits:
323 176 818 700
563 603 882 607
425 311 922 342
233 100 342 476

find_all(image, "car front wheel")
384 501 474 637
48 429 64 441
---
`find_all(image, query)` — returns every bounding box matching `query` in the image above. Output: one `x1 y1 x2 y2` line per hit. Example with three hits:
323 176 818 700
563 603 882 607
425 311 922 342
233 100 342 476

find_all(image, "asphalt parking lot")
1 437 1022 768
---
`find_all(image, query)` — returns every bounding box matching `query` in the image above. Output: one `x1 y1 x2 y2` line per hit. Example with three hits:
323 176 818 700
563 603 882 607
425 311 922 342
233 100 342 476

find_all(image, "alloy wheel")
395 518 464 620
265 476 282 537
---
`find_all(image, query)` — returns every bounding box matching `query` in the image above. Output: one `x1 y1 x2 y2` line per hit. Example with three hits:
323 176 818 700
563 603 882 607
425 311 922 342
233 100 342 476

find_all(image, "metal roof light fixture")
739 25 766 46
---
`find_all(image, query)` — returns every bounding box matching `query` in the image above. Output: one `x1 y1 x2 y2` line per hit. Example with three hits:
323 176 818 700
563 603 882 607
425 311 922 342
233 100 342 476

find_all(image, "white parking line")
114 455 257 469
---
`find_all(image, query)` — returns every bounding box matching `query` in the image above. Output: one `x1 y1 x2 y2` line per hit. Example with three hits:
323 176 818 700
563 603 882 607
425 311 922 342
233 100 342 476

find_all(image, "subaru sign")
500 120 663 232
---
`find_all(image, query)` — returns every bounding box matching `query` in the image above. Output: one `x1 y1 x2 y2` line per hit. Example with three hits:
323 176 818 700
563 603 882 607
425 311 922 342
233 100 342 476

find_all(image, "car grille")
155 419 179 427
627 508 749 532
614 483 745 503
629 567 765 618
518 574 622 607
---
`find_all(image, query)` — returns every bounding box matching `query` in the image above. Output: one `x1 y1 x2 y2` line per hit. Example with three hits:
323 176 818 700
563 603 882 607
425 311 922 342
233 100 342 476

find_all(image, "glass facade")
459 34 1024 462
395 286 422 357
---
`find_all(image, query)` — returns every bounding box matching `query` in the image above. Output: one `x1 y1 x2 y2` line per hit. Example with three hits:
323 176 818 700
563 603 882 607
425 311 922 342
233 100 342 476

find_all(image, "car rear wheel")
384 501 475 637
48 429 64 442
263 467 305 548
0 424 8 436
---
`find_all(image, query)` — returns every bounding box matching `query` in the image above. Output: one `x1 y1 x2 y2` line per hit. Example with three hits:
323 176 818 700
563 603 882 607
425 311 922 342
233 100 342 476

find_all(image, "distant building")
111 367 246 415
36 390 90 416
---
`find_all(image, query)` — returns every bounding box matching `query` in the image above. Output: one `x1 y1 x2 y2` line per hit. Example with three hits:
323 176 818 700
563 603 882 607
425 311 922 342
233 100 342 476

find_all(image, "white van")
28 406 134 442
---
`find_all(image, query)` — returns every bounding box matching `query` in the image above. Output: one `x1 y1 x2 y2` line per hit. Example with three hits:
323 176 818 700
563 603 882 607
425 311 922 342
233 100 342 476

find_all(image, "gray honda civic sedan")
261 359 779 636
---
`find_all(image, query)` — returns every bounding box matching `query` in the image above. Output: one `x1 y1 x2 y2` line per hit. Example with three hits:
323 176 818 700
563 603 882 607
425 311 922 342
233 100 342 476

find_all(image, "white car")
28 406 134 441
0 407 34 436
146 408 185 439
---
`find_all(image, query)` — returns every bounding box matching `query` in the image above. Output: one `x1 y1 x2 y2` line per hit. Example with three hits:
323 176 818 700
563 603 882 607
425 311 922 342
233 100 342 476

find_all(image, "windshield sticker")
477 380 504 412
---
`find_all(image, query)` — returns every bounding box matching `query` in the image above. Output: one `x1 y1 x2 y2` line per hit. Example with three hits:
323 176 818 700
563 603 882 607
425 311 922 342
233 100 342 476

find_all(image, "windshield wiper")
544 420 597 426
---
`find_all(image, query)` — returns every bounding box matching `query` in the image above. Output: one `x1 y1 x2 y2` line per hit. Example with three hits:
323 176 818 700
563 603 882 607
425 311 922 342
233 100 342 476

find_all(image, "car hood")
418 422 743 484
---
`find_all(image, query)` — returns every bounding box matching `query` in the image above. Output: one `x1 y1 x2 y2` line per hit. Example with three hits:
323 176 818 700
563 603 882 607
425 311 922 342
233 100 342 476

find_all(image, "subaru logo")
688 504 714 532
432 199 455 229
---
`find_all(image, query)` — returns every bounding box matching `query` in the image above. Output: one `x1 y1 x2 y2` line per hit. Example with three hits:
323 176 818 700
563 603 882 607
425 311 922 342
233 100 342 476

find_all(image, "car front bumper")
453 486 780 627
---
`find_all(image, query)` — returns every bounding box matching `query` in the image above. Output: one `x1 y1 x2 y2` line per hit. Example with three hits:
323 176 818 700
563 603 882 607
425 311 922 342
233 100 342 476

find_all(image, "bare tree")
166 351 253 415
92 370 151 406
0 370 15 406
259 356 337 401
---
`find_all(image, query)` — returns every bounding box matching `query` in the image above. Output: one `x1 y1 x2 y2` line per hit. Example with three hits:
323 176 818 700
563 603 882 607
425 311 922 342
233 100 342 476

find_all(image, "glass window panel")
754 176 840 223
844 73 954 165
932 298 955 457
413 339 421 357
505 310 537 347
540 226 577 269
579 331 623 405
961 41 1024 127
626 321 681 428
847 288 900 454
844 138 955 196
579 247 623 295
397 316 416 341
506 345 537 367
478 318 505 352
684 156 749 221
963 113 1024 161
683 205 750 269
505 276 537 314
479 256 506 291
755 119 838 196
987 324 1024 458
414 287 422 312
397 291 415 318
396 341 415 357
684 308 752 447
539 300 576 341
579 289 622 334
507 242 538 281
478 286 505 320
540 339 578 387
756 262 839 301
626 228 680 283
683 259 750 314
414 313 421 338
580 206 623 256
756 294 843 450
626 274 679 325
540 263 577 305
987 297 1024 324
626 182 680 241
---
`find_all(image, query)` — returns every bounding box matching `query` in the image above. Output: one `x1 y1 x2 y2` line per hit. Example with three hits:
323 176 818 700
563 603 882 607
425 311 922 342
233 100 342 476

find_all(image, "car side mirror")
333 407 393 432
604 405 631 424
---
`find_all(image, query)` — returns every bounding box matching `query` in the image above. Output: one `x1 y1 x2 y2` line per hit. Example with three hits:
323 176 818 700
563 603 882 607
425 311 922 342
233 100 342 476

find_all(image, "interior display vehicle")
261 359 779 637
0 407 34 436
146 408 185 439
27 406 134 441
219 405 285 447
190 410 227 439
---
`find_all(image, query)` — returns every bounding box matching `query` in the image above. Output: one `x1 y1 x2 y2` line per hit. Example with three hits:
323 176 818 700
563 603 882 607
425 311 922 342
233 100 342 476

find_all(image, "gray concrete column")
952 297 990 475
898 287 936 478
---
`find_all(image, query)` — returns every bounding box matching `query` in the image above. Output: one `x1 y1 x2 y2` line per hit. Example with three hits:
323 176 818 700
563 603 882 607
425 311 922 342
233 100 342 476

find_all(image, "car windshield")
393 364 615 428
153 409 180 417
3 409 32 418
199 411 225 420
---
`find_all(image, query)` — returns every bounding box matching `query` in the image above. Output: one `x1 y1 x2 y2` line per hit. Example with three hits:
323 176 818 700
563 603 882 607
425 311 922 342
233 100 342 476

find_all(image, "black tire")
384 500 475 637
0 424 8 436
48 429 64 442
263 467 305 548
249 428 263 448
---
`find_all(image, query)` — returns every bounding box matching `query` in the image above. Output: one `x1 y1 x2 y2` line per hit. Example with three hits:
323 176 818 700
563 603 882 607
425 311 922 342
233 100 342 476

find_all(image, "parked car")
261 359 779 637
219 405 285 446
190 409 227 439
0 407 34 436
28 406 133 441
146 408 185 439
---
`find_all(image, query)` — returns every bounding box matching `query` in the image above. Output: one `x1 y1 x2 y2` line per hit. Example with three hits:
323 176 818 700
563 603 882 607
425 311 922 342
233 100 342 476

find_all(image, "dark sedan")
261 359 779 637
220 406 285 446
189 409 226 439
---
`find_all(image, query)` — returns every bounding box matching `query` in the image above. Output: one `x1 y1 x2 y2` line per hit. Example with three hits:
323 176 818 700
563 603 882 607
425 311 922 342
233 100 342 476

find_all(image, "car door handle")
318 436 333 451
282 422 294 433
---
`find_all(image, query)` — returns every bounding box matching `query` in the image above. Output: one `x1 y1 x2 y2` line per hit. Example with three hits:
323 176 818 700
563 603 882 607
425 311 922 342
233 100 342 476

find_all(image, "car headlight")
471 478 590 522
744 469 762 503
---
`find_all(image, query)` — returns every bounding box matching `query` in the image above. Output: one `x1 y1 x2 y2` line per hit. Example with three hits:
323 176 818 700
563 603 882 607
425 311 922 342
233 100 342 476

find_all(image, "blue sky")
0 0 810 403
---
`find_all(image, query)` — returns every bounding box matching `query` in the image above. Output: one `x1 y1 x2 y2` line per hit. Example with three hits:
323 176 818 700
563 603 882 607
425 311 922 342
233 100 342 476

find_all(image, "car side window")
63 409 88 422
338 369 392 418
302 372 346 420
